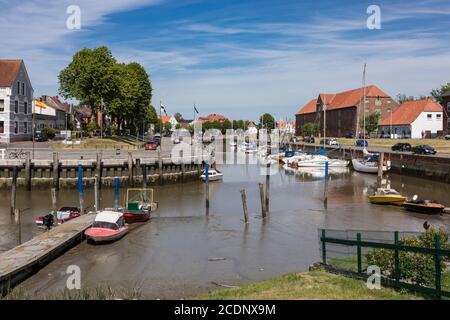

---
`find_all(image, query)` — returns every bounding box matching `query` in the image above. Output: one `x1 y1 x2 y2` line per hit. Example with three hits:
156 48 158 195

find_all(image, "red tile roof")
159 115 172 124
198 114 227 122
380 98 442 126
296 85 390 115
296 99 317 115
0 60 22 87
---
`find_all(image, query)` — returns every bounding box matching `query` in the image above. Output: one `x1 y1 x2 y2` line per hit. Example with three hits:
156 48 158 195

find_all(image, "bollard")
10 166 17 215
240 189 249 223
259 182 266 219
114 177 120 209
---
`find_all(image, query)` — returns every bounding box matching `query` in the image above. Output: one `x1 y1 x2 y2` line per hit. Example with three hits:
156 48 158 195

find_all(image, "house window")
24 101 28 114
14 100 19 113
0 99 4 112
17 81 20 94
14 121 19 134
0 121 4 134
437 114 442 121
24 122 28 134
427 114 432 120
22 83 25 95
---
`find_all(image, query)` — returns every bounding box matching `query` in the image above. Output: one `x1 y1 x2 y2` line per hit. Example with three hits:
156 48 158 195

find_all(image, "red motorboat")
35 207 80 226
85 211 128 244
121 188 158 224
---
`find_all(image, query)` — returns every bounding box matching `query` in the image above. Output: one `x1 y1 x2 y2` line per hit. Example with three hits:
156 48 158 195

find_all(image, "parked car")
358 133 370 139
412 145 436 155
304 136 315 143
445 135 450 140
34 131 48 142
391 143 412 152
344 132 355 139
355 139 368 147
320 138 338 146
144 140 159 150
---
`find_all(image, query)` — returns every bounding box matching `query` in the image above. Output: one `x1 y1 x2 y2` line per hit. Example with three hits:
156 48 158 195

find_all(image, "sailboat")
351 65 390 174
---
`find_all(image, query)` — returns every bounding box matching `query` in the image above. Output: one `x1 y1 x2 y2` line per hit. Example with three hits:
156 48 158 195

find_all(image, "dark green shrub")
41 127 59 139
366 228 449 287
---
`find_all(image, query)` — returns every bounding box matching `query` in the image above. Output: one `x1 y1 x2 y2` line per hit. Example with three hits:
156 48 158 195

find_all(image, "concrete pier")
0 213 95 295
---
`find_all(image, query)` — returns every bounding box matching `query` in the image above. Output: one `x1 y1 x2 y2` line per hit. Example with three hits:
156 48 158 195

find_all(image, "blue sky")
1 0 450 121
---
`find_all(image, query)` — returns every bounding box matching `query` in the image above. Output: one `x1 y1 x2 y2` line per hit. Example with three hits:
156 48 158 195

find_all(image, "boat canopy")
94 210 123 223
304 149 326 156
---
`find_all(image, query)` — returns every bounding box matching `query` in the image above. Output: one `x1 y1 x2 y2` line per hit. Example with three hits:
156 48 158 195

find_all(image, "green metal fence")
319 229 450 299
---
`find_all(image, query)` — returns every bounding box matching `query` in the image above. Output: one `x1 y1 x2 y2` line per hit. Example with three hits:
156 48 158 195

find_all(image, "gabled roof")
159 115 173 124
296 99 317 115
442 90 450 97
380 98 442 126
0 60 23 87
323 85 390 111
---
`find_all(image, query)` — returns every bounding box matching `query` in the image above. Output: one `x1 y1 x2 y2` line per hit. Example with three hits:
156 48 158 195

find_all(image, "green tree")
174 113 183 122
364 112 381 135
430 83 450 105
396 93 415 105
58 47 118 124
302 122 318 136
164 122 172 132
222 119 232 132
175 123 181 130
259 113 275 130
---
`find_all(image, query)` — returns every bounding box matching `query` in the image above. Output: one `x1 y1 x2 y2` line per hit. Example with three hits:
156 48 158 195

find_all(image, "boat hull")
403 203 444 214
352 159 390 174
85 227 129 244
368 195 406 205
123 211 150 223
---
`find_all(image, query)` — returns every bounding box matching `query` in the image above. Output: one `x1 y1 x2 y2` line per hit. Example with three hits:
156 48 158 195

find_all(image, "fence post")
394 231 400 284
357 233 362 273
321 229 327 264
435 234 442 299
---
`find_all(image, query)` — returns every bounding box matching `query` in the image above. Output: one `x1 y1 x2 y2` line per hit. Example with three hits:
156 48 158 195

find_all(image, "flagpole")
159 101 162 154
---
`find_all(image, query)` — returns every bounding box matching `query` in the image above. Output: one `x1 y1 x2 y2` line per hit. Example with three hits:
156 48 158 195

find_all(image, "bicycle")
8 149 29 159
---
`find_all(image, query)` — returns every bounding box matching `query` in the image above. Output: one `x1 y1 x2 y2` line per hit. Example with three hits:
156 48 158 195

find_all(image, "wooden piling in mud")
378 152 384 184
259 182 266 219
142 164 147 188
52 152 59 190
96 153 102 189
25 153 31 191
51 188 57 223
14 209 21 245
265 163 270 212
94 175 99 211
240 189 249 223
10 166 17 215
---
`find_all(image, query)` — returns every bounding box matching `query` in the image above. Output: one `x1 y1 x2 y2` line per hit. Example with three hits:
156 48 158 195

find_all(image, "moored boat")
35 207 80 226
85 211 128 244
200 168 223 181
368 188 406 205
403 200 445 214
121 188 158 223
351 153 390 174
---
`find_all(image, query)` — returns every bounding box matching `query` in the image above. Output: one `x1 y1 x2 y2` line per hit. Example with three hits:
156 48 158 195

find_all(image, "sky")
1 0 450 121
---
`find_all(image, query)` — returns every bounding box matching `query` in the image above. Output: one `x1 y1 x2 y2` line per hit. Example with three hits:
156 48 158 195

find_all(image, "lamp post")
388 108 392 139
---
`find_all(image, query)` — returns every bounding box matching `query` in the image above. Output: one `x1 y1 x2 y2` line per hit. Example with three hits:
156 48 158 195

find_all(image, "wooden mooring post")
78 164 84 214
205 163 210 216
240 189 249 223
10 166 17 215
96 153 102 189
51 188 57 222
25 153 31 191
258 182 266 219
323 161 329 207
52 152 59 190
265 163 270 212
142 163 147 188
94 174 99 211
158 151 163 185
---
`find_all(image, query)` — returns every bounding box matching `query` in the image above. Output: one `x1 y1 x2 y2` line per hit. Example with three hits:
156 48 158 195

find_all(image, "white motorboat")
238 142 257 154
85 211 128 244
296 155 349 167
200 168 224 181
351 158 390 174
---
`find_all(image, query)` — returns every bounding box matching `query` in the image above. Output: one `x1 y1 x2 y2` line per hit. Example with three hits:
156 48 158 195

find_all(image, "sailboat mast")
363 64 367 144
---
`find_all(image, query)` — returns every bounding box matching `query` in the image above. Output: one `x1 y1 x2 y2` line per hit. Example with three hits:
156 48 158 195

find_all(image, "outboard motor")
43 213 55 230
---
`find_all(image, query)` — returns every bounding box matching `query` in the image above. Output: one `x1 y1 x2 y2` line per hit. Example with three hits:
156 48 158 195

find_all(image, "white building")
160 115 178 131
0 60 33 143
379 98 443 139
246 121 258 135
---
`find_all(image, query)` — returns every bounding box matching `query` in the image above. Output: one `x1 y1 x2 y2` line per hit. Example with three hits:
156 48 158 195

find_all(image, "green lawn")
197 270 424 300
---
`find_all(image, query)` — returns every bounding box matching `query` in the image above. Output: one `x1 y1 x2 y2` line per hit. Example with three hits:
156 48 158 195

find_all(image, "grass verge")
196 270 424 300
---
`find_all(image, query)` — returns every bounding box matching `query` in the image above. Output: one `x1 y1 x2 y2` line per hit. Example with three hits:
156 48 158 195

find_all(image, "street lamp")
388 108 392 139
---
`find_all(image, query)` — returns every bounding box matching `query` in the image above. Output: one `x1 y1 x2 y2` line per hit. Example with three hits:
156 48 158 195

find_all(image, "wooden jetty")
0 213 95 295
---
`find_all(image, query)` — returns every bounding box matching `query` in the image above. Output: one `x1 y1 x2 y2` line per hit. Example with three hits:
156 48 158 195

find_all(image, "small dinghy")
403 199 445 215
368 188 406 206
200 168 223 181
35 207 80 226
85 211 128 244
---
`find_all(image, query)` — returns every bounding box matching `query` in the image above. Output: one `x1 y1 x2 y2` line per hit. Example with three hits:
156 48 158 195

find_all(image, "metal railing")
319 229 450 299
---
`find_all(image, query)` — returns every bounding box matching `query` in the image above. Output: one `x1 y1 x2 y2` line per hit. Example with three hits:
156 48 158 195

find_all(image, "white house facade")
0 60 33 143
379 98 443 139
